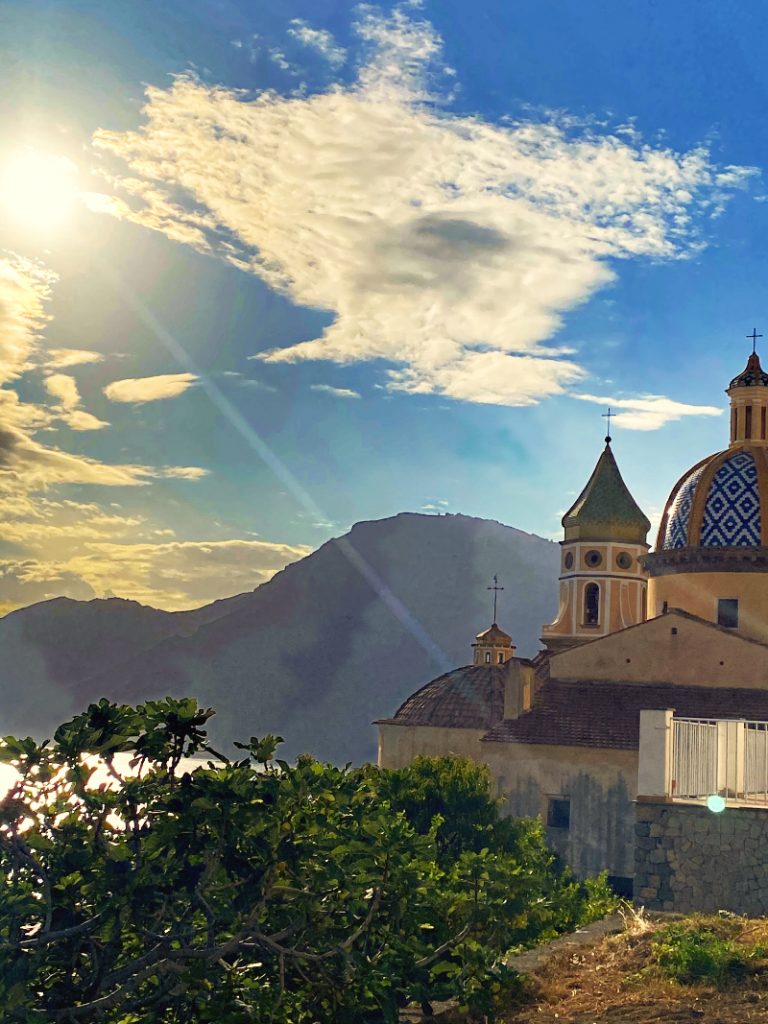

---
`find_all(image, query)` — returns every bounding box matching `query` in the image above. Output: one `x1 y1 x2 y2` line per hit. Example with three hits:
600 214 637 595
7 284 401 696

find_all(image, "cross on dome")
748 328 763 355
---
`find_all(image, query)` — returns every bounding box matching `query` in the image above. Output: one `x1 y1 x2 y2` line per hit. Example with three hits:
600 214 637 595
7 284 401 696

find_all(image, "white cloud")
288 19 346 68
104 372 198 404
310 383 361 398
43 372 109 431
158 466 209 480
64 410 110 432
92 5 754 410
60 537 312 609
574 393 723 431
45 348 105 369
0 253 54 382
44 373 80 409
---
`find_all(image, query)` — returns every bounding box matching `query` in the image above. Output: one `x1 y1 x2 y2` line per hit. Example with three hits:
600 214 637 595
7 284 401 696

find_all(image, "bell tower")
541 430 650 652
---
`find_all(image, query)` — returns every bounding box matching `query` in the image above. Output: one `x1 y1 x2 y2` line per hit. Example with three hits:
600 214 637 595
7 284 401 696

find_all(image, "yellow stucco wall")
550 609 768 688
542 540 648 647
649 571 768 645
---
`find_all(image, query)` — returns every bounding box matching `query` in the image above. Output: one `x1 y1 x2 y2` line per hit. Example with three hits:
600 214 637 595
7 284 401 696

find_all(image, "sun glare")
1 149 80 232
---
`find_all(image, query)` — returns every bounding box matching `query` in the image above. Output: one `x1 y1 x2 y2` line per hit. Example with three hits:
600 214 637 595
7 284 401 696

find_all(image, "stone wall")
635 800 768 914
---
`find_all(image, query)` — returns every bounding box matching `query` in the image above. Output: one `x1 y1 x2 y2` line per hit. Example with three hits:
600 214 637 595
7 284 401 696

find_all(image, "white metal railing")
670 717 768 805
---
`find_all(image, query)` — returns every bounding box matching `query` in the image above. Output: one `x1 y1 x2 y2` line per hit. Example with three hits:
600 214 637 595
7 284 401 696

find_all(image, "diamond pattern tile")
700 451 761 547
663 465 705 549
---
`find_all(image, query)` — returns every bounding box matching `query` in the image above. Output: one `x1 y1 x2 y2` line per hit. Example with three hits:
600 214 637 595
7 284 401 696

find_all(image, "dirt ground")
507 918 768 1024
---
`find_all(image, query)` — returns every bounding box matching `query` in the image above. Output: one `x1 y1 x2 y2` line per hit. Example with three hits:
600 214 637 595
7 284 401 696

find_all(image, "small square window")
718 598 739 629
547 797 570 829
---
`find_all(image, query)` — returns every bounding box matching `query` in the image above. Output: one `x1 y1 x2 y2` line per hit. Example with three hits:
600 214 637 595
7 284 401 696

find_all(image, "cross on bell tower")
602 407 613 443
487 574 504 623
748 328 763 355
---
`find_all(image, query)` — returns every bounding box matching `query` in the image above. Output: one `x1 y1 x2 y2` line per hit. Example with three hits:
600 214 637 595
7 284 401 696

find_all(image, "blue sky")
0 0 765 609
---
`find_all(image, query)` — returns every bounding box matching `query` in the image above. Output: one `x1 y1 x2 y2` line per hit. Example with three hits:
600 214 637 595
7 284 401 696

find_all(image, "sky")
0 0 766 612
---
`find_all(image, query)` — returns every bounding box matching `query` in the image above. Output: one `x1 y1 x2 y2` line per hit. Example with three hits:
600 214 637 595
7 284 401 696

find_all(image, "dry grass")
503 914 768 1024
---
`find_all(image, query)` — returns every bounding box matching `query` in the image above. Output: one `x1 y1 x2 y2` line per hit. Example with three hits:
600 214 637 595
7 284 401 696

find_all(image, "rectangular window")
484 651 491 664
746 406 753 439
762 406 766 440
732 407 737 440
546 797 570 829
717 598 739 629
497 652 504 664
607 875 633 900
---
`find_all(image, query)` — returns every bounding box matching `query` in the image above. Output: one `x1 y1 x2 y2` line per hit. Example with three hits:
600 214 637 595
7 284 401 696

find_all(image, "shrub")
652 920 756 986
0 700 612 1023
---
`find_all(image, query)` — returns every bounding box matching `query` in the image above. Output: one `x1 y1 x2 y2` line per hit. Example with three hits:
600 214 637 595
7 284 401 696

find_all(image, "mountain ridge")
0 512 560 760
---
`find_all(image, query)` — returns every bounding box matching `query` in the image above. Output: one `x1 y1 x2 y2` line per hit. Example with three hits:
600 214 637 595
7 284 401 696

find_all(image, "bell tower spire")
541 434 650 652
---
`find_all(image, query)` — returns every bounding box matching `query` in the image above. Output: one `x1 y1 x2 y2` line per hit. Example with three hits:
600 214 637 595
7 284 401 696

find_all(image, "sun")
1 149 80 233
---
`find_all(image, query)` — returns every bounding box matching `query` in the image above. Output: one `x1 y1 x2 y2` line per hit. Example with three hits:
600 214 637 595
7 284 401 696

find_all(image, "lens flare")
1 150 79 232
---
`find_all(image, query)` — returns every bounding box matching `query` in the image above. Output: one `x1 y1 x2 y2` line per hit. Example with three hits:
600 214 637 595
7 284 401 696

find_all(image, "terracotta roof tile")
378 664 507 730
482 680 768 749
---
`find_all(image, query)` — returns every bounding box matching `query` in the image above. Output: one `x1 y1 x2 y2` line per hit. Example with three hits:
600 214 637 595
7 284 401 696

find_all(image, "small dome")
659 446 766 550
474 623 513 645
562 442 650 544
387 664 506 729
729 352 768 390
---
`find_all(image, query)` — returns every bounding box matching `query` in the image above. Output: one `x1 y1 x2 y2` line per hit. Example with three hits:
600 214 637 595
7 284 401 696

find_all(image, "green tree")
0 700 605 1023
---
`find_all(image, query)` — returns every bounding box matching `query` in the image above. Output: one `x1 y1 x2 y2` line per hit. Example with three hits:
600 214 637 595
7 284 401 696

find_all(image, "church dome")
646 344 768 643
658 446 766 550
384 664 506 730
655 349 768 555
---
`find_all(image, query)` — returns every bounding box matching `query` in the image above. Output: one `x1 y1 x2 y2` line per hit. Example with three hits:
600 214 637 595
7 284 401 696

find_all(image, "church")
377 345 768 894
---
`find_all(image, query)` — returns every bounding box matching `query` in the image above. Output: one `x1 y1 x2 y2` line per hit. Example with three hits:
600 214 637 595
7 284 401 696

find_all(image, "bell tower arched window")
584 583 600 626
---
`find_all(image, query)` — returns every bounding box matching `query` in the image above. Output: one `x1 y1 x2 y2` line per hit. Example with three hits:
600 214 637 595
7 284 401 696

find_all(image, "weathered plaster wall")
483 743 638 879
635 801 768 914
377 724 487 769
379 727 639 880
551 611 768 689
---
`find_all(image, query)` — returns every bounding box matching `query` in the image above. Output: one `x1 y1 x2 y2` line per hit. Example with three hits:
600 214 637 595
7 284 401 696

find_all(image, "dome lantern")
472 622 515 666
727 336 768 447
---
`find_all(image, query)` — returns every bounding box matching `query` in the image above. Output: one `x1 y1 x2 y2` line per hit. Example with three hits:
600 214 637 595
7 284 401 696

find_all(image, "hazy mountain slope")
80 513 560 762
0 592 250 737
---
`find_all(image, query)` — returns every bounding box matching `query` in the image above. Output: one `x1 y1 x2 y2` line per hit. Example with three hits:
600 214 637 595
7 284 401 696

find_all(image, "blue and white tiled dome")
659 447 767 550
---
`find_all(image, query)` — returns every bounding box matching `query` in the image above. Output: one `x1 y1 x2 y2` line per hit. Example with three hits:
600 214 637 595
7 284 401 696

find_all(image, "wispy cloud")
288 18 346 68
43 373 109 431
44 348 104 369
21 538 311 610
92 5 754 410
0 492 311 610
574 393 723 430
44 373 80 409
310 384 361 399
104 372 198 404
0 253 55 382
